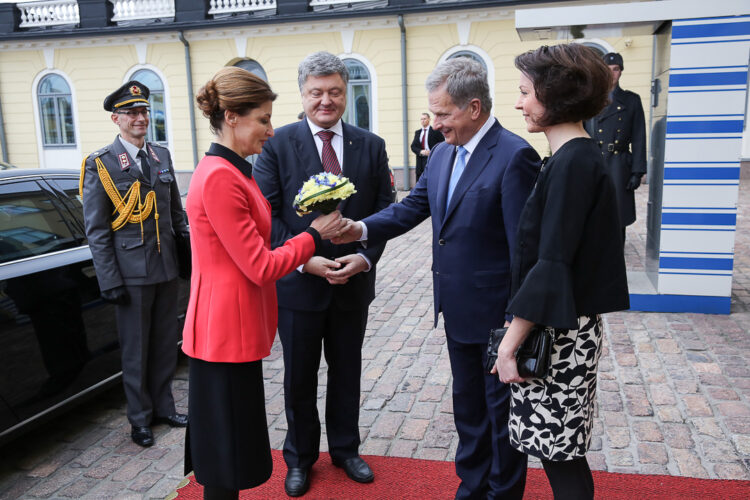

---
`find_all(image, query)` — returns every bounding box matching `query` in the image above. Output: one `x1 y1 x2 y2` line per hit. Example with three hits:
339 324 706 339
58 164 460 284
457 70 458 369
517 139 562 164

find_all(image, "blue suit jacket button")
439 239 445 245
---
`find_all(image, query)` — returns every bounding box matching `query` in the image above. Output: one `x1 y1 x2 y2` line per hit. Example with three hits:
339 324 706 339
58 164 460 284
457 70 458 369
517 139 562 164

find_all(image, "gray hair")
425 57 492 113
298 51 349 91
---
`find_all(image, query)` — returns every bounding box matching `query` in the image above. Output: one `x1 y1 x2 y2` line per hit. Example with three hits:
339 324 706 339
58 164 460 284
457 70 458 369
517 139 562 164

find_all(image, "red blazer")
182 153 315 363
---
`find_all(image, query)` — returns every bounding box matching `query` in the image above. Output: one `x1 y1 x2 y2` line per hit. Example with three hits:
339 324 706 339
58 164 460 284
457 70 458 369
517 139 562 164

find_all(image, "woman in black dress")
492 44 630 499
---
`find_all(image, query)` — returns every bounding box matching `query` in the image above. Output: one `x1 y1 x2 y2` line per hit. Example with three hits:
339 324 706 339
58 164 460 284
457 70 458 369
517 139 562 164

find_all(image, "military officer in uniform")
81 81 189 447
585 52 647 243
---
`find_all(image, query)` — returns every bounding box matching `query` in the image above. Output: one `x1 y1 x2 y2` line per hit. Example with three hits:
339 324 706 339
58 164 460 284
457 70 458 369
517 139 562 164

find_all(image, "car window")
0 181 79 264
45 176 86 241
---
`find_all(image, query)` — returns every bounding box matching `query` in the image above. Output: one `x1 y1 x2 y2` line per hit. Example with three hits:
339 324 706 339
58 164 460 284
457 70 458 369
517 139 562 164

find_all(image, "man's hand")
101 285 130 305
325 254 368 285
302 256 341 278
626 173 642 191
420 149 429 156
331 219 363 245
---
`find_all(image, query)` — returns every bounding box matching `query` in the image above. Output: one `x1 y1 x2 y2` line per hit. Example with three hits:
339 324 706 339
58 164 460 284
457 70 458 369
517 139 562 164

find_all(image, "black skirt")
185 357 272 490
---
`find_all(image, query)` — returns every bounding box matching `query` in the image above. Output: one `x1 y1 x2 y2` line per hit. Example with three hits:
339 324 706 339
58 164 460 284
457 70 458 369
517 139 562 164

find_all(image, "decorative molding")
235 36 248 58
457 20 471 45
135 42 147 64
43 47 55 69
338 52 378 134
341 29 354 54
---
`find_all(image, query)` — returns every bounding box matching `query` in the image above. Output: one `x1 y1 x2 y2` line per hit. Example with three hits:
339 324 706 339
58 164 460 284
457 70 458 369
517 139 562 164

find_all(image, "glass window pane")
233 59 268 82
58 97 75 145
344 60 369 81
0 182 78 264
39 97 59 145
38 75 70 95
149 93 167 143
449 51 487 71
132 69 163 91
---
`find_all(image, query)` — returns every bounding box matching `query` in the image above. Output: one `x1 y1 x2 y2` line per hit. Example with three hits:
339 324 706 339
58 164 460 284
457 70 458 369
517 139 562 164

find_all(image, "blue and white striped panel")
660 15 749 298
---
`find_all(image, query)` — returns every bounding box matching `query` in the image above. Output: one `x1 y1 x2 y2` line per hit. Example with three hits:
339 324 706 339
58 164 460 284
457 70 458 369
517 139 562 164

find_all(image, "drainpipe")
0 94 7 163
398 14 409 191
178 31 199 168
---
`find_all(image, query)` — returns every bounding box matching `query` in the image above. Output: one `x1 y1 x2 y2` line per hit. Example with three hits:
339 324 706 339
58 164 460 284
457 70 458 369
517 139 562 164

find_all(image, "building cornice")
0 6 524 50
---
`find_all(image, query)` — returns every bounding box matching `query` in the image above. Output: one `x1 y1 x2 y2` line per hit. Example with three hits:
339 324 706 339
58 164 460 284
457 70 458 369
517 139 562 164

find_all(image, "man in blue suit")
332 57 540 499
253 51 393 497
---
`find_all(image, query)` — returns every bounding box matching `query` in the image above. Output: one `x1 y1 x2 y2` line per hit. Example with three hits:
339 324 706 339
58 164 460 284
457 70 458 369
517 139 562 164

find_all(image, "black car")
0 169 189 444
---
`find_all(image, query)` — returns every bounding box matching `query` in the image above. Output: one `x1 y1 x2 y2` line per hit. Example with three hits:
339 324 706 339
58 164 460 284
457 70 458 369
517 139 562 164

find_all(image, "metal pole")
0 94 8 163
398 14 409 191
178 31 199 168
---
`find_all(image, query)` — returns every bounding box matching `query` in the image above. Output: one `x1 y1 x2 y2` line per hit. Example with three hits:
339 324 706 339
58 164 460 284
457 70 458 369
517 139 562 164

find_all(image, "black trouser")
541 456 594 500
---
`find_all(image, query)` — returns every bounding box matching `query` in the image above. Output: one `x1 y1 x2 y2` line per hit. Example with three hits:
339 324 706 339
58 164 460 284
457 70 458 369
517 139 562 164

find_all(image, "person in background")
81 80 188 448
495 44 629 500
410 112 444 182
333 57 540 500
253 51 393 497
183 67 345 500
584 52 647 243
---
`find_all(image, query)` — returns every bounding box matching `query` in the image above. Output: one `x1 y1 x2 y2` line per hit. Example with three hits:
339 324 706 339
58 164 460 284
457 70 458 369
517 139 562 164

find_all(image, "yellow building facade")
0 3 654 188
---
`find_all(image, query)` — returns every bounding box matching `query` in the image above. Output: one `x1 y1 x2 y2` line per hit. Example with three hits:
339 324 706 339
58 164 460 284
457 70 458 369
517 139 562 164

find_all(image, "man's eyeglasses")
116 108 150 118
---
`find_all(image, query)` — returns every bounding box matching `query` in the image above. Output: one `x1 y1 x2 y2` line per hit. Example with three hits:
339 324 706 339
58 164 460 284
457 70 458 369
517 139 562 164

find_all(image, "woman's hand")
310 210 346 240
493 349 525 384
490 316 534 384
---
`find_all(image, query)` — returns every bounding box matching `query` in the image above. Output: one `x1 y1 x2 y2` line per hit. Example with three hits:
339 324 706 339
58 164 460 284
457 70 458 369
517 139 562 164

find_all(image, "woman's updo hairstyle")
196 66 278 134
514 44 611 127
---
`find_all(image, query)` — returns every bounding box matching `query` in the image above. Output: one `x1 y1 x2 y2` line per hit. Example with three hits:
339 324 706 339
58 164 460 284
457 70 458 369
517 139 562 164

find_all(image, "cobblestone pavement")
1 181 749 499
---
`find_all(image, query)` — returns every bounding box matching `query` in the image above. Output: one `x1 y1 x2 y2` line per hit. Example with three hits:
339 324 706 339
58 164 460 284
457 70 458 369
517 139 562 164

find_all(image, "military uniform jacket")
82 136 188 291
584 85 647 227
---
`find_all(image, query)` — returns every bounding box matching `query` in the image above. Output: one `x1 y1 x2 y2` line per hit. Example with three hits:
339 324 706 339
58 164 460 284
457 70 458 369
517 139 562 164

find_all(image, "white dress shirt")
118 135 150 176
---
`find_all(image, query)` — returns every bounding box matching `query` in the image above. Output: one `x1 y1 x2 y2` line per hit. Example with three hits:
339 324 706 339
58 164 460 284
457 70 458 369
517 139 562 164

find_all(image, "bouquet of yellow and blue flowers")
293 172 357 216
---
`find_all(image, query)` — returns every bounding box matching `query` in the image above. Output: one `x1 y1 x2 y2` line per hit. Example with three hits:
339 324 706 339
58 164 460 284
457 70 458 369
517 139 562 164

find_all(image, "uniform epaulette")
88 145 111 159
80 145 110 197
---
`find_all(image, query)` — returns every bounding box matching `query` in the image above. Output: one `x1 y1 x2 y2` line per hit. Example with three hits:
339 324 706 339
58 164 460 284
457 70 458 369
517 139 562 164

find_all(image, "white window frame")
31 69 81 168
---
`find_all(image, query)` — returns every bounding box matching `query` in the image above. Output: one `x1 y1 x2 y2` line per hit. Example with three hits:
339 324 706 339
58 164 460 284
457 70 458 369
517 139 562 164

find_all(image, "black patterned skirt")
508 315 602 461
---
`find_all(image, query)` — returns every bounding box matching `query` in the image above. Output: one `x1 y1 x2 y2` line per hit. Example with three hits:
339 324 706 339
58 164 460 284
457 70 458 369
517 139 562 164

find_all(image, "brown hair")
196 66 278 134
514 44 611 127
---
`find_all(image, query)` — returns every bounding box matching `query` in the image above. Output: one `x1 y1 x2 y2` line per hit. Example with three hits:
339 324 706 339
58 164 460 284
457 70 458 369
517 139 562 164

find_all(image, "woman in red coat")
184 67 345 500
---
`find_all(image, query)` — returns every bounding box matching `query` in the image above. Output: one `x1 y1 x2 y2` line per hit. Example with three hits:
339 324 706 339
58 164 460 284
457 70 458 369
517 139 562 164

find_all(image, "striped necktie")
317 130 342 175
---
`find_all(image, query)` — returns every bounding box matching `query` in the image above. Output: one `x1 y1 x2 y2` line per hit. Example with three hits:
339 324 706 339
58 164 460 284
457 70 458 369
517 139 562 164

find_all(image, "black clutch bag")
175 231 191 280
485 325 555 378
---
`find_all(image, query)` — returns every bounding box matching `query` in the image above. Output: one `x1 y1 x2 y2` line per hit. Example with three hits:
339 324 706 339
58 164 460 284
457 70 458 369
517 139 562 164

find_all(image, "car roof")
0 168 79 180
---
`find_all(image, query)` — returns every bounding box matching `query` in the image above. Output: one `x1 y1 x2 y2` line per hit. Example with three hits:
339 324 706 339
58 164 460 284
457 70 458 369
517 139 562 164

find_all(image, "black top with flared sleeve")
507 137 629 330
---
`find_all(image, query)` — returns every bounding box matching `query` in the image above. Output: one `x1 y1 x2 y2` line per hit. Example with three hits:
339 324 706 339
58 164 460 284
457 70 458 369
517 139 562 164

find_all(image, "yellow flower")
293 172 357 216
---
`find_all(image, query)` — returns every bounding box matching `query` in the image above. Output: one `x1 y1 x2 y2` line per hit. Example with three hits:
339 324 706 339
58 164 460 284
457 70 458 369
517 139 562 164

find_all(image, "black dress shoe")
284 467 311 497
154 413 188 427
131 426 154 447
332 456 374 483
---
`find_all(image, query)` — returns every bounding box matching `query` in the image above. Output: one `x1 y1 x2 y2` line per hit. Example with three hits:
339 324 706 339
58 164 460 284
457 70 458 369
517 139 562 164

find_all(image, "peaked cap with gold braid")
103 80 150 111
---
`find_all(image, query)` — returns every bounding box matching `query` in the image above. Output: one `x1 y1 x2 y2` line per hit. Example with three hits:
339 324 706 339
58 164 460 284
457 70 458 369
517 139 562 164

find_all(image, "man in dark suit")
81 81 189 447
333 57 540 499
584 52 647 242
253 51 393 497
411 112 444 182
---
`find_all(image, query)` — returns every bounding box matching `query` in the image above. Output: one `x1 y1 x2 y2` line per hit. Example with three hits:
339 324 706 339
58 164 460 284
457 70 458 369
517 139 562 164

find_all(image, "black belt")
606 143 629 153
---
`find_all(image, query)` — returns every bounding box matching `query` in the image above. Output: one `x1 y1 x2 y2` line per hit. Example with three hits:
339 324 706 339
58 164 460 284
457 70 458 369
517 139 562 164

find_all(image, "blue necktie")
446 146 467 211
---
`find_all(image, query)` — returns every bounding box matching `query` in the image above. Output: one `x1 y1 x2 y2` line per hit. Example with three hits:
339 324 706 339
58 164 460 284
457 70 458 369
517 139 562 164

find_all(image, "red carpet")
169 450 750 499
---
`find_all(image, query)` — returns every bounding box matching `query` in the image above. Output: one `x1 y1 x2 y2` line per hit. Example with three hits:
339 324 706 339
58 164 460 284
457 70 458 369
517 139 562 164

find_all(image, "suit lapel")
292 121 323 179
340 122 362 213
442 121 500 225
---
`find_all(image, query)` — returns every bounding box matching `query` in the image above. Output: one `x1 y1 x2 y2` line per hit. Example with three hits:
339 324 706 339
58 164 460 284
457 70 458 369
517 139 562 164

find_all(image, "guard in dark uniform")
585 52 647 242
81 81 189 447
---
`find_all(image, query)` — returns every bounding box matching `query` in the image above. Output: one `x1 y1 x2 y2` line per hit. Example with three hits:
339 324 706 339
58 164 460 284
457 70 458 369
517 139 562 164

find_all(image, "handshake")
307 210 367 285
309 210 363 244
